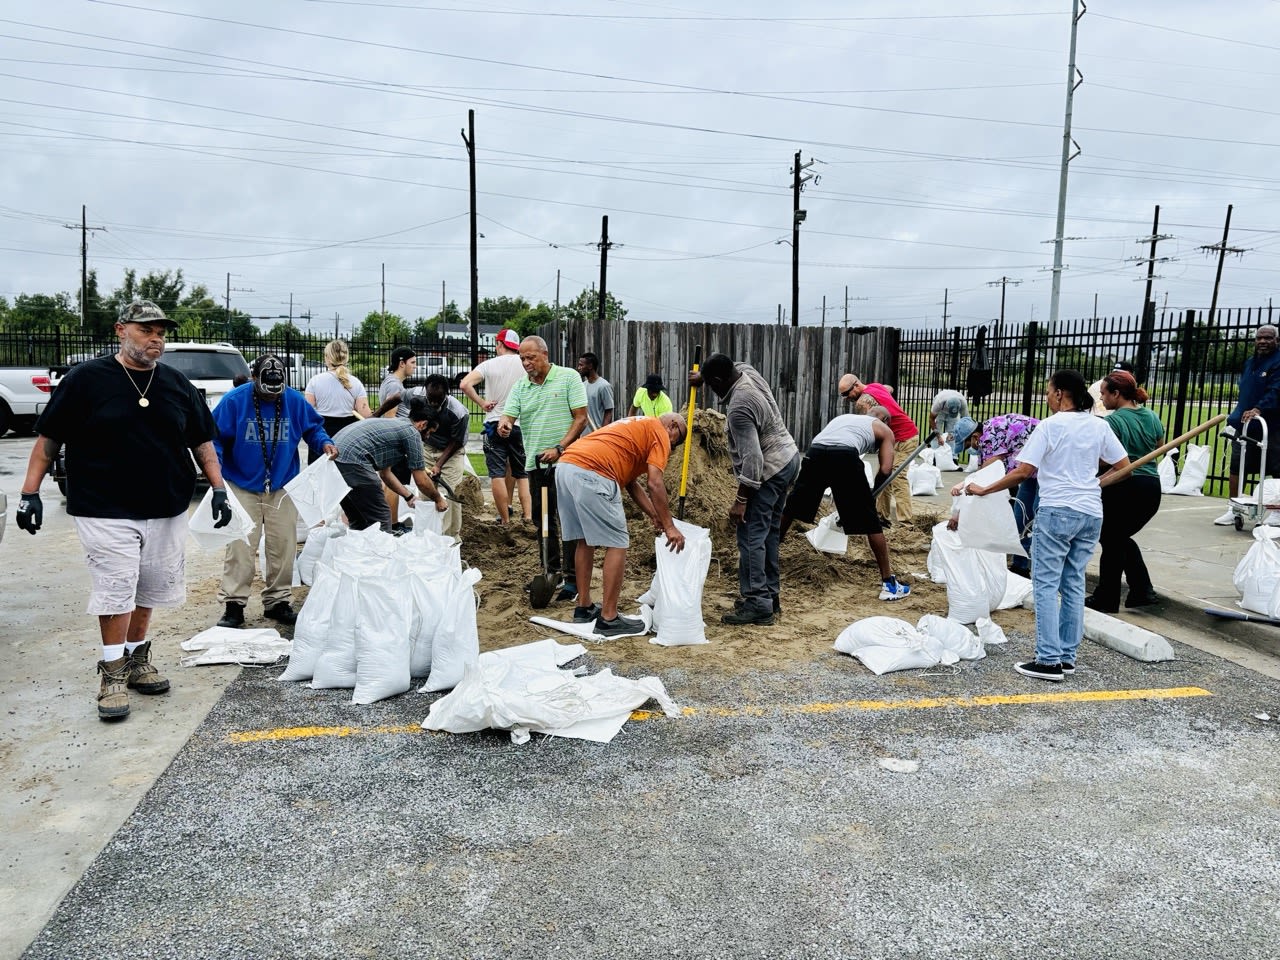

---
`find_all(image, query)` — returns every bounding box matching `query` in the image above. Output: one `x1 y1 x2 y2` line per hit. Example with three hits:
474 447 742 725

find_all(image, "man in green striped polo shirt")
498 335 588 601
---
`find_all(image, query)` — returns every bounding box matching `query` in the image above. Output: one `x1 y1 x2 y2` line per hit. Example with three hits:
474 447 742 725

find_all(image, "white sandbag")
1157 454 1177 493
908 463 942 496
188 485 255 551
918 447 935 466
1257 479 1280 526
862 455 876 487
309 569 362 689
283 455 351 528
351 575 415 704
963 456 980 473
953 462 1027 556
933 446 958 471
916 614 985 660
408 573 453 676
833 616 959 675
928 521 1007 624
1233 525 1280 616
997 571 1033 610
640 520 712 647
805 512 848 555
1168 444 1209 496
279 562 340 682
420 567 483 693
976 617 1008 646
297 519 346 585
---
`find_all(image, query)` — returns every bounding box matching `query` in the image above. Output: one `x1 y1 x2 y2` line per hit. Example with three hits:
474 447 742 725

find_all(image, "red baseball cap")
496 328 521 350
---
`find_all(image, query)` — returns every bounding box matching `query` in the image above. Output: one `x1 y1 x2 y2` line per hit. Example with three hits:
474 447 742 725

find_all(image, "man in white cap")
15 299 230 722
460 327 531 527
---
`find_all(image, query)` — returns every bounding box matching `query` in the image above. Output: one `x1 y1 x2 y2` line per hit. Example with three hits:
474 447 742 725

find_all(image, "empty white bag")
188 485 256 552
953 462 1027 556
283 455 351 528
928 522 1007 624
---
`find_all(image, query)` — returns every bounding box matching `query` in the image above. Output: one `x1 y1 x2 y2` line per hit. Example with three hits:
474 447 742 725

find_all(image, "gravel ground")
21 630 1280 960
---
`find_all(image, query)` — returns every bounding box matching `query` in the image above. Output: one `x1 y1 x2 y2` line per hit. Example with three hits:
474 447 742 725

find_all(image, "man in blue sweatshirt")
211 354 337 627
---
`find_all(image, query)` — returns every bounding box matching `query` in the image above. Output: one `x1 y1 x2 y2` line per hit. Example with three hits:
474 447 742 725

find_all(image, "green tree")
76 269 116 336
352 311 411 347
476 295 531 330
265 320 305 340
515 301 556 336
170 283 222 337
414 300 463 338
2 293 78 330
136 269 185 315
560 288 627 325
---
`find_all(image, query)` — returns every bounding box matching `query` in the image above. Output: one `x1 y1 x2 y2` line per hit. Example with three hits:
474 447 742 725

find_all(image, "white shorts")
73 514 188 615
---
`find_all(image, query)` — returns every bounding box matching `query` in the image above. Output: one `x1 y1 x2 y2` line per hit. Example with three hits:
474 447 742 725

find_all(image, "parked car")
418 354 470 387
156 342 251 410
0 367 53 437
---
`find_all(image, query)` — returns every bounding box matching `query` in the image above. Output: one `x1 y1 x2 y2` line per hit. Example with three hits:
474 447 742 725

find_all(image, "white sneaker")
1213 509 1236 526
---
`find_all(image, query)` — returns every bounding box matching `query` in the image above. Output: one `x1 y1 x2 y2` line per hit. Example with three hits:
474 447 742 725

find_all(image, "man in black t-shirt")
16 300 231 723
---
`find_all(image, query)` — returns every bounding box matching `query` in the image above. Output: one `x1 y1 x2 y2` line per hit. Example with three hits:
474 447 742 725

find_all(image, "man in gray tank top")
780 409 912 601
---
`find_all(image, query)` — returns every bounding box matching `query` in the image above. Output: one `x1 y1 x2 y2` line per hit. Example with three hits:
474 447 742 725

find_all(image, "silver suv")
158 342 251 410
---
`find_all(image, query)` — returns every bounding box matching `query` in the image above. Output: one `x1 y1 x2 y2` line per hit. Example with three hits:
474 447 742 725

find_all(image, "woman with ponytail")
1087 370 1165 612
305 339 373 437
963 370 1130 682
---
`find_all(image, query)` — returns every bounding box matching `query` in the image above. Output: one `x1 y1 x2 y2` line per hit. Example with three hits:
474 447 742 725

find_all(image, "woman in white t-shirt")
305 339 372 437
964 370 1130 683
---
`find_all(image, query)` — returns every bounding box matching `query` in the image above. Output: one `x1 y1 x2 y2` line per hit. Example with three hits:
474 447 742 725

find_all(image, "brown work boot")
126 640 171 695
97 657 131 722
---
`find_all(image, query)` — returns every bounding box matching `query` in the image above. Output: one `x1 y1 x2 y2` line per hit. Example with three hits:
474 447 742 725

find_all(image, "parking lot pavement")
19 628 1280 960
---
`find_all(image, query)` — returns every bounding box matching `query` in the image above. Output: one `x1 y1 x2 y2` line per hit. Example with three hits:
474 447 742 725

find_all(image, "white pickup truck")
0 367 53 437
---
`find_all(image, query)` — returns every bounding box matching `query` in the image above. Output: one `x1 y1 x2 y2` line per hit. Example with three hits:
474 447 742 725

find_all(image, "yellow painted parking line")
226 686 1211 743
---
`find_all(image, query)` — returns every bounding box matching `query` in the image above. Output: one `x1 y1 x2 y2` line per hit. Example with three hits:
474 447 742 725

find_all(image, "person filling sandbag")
780 407 911 601
555 414 688 638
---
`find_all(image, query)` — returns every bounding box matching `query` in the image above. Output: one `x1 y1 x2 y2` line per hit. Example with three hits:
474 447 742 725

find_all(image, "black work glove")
16 492 42 535
211 488 233 529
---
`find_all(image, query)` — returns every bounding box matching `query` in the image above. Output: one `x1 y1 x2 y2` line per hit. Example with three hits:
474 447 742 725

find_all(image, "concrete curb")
1082 607 1176 662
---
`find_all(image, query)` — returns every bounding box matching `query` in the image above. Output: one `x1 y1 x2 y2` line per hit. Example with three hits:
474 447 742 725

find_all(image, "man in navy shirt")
211 354 336 628
1216 324 1280 524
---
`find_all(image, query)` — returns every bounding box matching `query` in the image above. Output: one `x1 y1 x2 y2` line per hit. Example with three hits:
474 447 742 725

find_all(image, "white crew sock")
124 641 144 655
102 643 126 663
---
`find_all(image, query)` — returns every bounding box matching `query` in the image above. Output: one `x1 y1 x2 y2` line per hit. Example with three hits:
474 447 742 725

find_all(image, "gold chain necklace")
117 356 157 408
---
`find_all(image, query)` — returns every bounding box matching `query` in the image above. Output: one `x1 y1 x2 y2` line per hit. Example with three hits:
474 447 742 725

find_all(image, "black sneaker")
1060 662 1076 675
217 602 245 629
573 602 602 624
1084 595 1119 613
1014 660 1064 682
1126 591 1159 609
391 523 407 537
399 517 413 533
593 614 646 638
721 607 775 626
555 582 577 603
264 602 297 626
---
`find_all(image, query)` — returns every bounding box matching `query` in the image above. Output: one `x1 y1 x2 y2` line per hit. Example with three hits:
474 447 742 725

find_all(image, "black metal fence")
896 306 1277 496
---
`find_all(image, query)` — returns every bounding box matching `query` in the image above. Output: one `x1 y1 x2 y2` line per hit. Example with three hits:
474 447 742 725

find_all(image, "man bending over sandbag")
780 408 911 601
555 414 687 638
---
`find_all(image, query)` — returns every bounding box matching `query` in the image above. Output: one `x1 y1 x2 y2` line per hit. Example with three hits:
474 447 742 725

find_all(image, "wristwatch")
554 443 564 455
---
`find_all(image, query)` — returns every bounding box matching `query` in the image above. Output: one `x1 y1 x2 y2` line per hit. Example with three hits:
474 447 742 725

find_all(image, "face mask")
255 358 286 398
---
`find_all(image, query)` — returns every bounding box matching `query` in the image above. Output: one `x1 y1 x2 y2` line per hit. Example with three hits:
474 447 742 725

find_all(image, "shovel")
431 473 464 503
528 480 558 609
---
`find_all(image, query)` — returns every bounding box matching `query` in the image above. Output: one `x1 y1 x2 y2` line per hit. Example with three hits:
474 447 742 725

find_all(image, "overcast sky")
2 0 1279 333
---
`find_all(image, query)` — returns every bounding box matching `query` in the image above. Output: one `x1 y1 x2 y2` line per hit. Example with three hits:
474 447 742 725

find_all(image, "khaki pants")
876 434 919 523
218 483 299 608
423 446 466 539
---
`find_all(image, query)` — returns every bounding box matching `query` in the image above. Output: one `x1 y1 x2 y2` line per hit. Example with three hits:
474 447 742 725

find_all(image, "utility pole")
1199 204 1245 326
987 276 1023 328
63 205 105 330
596 215 618 324
777 304 782 327
790 151 818 328
1130 204 1171 382
461 108 480 366
441 281 446 319
381 263 386 319
940 288 951 335
554 269 561 319
1048 0 1085 328
821 295 827 328
333 313 340 339
224 273 253 339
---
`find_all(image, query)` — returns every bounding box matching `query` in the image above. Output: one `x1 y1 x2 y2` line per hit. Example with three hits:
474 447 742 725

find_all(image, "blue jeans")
738 454 800 615
1031 504 1102 666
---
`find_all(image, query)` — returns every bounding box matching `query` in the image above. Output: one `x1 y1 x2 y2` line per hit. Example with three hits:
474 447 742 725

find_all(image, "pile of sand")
457 413 1031 674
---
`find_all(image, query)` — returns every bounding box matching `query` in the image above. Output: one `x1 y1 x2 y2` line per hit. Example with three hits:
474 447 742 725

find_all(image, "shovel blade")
529 573 558 609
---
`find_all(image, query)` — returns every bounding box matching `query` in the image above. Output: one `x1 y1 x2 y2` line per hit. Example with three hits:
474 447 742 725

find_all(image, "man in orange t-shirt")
555 414 687 638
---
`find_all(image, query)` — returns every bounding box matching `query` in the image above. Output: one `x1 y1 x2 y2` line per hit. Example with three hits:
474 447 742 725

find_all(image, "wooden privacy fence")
537 318 897 449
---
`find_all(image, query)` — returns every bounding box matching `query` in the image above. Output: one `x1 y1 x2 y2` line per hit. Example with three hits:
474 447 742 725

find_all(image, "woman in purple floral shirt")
950 412 1040 574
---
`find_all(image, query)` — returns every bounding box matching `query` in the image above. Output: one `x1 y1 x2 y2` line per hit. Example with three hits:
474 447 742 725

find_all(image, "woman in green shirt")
1086 370 1166 613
